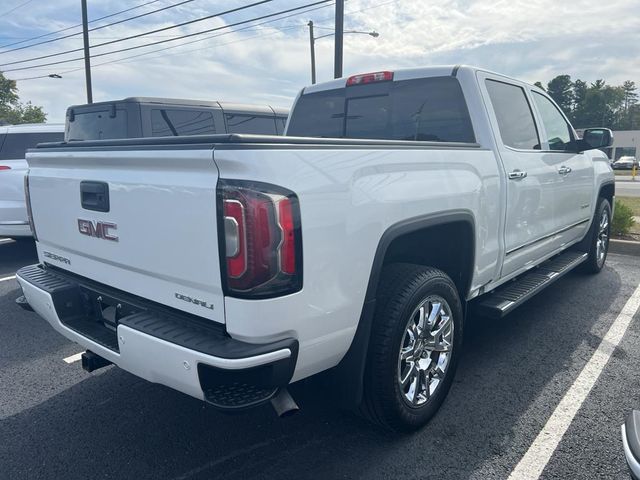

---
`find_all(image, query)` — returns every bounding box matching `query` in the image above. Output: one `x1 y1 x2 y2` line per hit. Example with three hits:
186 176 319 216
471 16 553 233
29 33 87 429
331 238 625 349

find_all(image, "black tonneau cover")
35 133 481 151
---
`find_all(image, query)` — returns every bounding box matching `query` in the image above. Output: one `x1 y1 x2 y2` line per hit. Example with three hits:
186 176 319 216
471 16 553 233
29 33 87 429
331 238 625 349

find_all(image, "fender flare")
330 209 476 407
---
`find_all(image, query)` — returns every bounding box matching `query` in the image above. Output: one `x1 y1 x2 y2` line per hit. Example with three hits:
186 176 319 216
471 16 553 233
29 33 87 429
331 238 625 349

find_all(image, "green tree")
0 71 47 125
546 75 574 114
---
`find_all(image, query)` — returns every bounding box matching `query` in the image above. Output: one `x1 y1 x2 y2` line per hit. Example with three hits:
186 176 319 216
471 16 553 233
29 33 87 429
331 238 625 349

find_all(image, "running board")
475 251 588 318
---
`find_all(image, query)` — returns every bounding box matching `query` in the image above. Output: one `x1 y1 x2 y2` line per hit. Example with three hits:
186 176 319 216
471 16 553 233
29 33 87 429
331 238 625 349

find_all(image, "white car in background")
612 156 637 170
0 124 64 238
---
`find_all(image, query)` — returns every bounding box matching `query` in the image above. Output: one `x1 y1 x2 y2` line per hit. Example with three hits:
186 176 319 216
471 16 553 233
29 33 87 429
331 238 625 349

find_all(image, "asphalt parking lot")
1 239 639 480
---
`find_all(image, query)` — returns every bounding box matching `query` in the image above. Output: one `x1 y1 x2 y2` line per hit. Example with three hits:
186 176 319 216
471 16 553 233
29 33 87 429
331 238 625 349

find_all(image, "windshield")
287 76 475 143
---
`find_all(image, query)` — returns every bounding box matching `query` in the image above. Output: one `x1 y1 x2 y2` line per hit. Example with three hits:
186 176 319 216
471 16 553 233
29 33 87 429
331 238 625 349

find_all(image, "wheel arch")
329 210 476 407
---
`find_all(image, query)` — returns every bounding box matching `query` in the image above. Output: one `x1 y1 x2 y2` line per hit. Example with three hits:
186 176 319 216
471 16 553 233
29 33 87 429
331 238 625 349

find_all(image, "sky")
0 0 638 123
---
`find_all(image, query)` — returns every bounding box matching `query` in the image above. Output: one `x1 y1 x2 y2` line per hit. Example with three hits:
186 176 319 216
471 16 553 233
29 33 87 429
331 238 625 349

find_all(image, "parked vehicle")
17 66 614 431
65 97 289 141
0 123 64 238
612 156 637 170
623 411 640 479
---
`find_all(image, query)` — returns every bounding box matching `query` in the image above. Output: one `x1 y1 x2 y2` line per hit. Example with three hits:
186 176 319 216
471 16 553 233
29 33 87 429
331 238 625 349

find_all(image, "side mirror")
580 128 613 150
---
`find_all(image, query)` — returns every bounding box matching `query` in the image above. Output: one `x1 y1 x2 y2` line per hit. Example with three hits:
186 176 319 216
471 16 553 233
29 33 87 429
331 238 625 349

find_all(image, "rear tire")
581 198 611 274
359 264 463 432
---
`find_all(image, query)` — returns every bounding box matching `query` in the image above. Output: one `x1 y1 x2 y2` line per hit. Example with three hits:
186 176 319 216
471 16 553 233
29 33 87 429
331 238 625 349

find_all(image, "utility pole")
334 0 344 79
81 0 93 103
308 21 316 85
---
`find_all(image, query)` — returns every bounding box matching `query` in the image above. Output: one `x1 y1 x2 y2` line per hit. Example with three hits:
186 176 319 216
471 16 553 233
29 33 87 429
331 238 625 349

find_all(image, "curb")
610 238 640 256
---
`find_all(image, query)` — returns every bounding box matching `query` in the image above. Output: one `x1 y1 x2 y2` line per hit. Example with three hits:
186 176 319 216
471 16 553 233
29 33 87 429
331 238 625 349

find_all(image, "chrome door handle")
508 170 527 180
558 166 572 175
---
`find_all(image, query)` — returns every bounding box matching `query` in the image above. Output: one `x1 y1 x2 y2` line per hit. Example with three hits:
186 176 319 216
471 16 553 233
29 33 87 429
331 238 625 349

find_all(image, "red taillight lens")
346 71 393 86
0 166 11 170
219 180 302 298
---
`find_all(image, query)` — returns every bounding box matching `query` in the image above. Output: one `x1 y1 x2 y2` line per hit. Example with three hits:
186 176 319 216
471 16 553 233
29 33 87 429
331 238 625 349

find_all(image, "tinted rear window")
66 108 128 141
0 132 64 160
225 114 277 135
151 109 216 136
287 76 475 142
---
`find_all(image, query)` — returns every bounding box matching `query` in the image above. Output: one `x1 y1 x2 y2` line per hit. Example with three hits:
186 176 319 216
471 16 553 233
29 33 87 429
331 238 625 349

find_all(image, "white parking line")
508 282 640 480
0 275 16 282
63 352 84 364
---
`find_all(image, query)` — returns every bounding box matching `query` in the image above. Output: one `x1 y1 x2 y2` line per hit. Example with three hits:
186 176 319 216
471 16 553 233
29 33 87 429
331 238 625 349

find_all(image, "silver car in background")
0 124 64 238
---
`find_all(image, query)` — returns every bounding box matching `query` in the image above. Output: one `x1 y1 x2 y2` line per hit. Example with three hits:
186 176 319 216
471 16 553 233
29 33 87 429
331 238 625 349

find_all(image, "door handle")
508 170 527 180
558 166 572 175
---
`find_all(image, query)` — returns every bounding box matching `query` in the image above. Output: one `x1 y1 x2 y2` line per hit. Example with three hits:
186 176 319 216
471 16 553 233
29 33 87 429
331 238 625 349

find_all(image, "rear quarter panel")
214 145 501 381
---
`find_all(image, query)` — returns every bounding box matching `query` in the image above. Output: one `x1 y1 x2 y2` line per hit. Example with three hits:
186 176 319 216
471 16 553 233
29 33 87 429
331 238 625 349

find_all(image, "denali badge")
175 293 215 310
78 219 118 242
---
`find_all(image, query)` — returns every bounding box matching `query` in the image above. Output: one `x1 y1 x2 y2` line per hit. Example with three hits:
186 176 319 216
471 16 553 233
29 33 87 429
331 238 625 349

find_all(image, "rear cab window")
287 76 475 143
66 106 129 141
0 132 64 160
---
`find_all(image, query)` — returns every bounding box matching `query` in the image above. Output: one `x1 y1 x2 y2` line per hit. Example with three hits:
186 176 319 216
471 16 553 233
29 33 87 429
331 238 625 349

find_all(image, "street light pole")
308 21 316 85
334 0 344 79
81 0 93 103
308 26 379 85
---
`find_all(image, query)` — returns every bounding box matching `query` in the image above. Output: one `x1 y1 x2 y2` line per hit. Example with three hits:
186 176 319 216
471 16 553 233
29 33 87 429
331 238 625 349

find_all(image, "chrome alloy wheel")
397 295 454 407
596 208 610 266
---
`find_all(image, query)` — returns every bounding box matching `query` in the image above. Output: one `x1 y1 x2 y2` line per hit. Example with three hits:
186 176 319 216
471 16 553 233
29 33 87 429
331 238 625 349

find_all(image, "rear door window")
485 80 540 150
0 132 64 160
287 76 475 142
225 114 277 134
151 109 216 136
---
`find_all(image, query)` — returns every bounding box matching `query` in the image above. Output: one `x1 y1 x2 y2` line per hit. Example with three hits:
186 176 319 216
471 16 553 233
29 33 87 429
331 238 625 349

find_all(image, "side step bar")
475 251 588 318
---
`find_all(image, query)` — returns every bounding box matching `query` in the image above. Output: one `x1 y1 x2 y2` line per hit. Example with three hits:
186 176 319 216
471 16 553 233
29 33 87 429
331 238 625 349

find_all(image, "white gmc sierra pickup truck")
17 66 615 431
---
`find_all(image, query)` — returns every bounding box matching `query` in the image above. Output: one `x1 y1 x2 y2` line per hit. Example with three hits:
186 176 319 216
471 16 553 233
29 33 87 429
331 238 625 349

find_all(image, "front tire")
581 198 611 274
359 264 464 431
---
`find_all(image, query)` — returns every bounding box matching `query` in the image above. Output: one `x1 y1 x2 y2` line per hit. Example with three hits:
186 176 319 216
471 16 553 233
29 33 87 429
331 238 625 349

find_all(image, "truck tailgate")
26 148 224 323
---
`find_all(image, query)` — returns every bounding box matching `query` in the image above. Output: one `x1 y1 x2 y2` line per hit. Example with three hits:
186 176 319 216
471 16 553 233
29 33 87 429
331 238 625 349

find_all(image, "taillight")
346 71 393 86
0 165 11 170
24 173 38 241
218 180 302 298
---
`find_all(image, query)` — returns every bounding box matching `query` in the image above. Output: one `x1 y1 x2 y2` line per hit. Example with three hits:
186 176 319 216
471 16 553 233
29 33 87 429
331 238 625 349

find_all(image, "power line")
0 0 162 49
0 0 272 64
0 0 36 17
2 0 334 72
0 0 198 56
11 1 336 81
8 0 394 81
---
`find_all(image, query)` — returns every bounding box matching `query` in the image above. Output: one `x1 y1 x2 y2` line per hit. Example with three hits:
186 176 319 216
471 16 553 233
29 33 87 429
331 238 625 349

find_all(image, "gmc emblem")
78 219 119 242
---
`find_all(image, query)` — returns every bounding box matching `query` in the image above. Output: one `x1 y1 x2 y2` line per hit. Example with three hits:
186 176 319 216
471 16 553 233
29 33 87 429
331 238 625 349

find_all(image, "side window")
0 132 64 160
275 117 287 134
151 109 216 136
485 80 540 150
225 114 277 135
531 92 573 151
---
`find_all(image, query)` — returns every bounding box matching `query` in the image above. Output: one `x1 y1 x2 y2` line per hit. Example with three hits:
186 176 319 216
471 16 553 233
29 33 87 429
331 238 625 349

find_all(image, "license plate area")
59 287 142 352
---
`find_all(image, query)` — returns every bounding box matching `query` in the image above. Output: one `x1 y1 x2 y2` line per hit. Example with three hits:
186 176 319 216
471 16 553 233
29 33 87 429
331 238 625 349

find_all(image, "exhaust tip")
270 388 300 418
81 350 112 373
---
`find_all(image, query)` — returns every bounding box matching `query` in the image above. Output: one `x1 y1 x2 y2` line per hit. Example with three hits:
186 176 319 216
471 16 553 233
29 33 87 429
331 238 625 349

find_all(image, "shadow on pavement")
0 239 38 277
0 266 624 480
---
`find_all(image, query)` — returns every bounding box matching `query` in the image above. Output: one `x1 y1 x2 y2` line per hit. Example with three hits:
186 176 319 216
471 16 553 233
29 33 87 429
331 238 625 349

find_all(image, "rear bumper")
623 411 640 480
0 222 31 238
17 264 298 410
